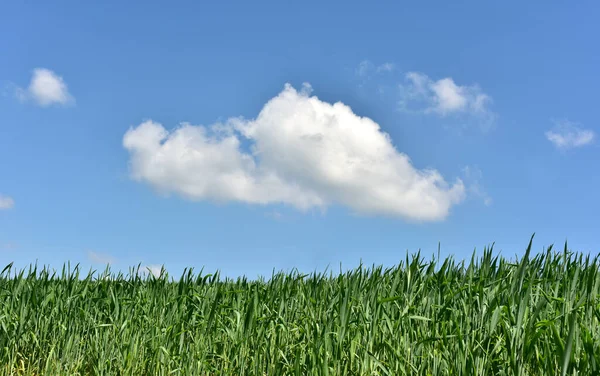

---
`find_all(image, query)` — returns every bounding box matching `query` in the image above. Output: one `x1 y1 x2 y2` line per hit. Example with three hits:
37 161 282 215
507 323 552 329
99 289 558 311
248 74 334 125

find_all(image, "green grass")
1 236 599 375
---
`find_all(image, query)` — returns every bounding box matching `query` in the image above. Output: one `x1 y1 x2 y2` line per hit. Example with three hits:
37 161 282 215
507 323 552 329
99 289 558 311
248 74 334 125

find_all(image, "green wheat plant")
0 236 598 375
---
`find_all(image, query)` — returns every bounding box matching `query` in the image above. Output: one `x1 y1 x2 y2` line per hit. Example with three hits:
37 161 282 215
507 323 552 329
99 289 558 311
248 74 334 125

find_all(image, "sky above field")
1 1 599 278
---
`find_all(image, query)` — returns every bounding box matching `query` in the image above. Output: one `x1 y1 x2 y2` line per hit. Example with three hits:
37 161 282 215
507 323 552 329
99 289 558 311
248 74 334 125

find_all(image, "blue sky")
1 1 599 278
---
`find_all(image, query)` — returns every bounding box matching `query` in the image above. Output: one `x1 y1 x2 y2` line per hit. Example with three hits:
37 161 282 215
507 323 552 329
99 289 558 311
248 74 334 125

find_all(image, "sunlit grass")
0 236 598 375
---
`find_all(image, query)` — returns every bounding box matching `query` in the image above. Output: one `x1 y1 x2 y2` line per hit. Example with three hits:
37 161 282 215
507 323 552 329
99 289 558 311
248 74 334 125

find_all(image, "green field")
1 237 599 375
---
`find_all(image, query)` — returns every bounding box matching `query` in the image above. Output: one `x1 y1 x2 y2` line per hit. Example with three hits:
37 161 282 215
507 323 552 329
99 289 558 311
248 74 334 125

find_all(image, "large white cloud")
123 84 465 221
0 194 14 210
17 68 74 107
545 119 595 150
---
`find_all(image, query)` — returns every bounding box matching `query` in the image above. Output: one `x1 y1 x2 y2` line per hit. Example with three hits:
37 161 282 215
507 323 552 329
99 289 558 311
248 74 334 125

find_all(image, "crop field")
0 238 599 375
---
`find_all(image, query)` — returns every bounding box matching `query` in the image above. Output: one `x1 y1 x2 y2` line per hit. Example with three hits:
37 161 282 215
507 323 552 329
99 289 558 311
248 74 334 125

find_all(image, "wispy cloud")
0 194 14 210
265 210 284 221
356 60 396 78
15 68 75 107
376 62 395 73
123 83 465 221
0 243 17 251
545 119 595 150
462 166 492 206
356 60 373 77
399 72 496 129
87 250 116 265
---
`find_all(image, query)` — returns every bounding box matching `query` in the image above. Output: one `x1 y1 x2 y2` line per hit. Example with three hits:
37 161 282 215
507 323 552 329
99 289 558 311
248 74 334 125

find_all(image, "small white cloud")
0 195 14 210
429 78 468 114
545 119 594 150
87 250 116 265
399 72 495 129
123 83 465 221
0 243 17 251
16 68 74 107
462 166 492 206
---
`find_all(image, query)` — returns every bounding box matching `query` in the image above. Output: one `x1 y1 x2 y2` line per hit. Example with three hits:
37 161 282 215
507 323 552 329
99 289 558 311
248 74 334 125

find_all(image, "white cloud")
545 119 595 150
0 195 14 210
17 68 74 107
399 72 495 127
123 84 465 221
87 250 116 265
462 166 492 206
430 78 468 114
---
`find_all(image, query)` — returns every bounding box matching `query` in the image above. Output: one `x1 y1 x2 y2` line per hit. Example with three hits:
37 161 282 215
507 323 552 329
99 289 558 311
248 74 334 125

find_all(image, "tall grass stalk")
0 238 599 375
